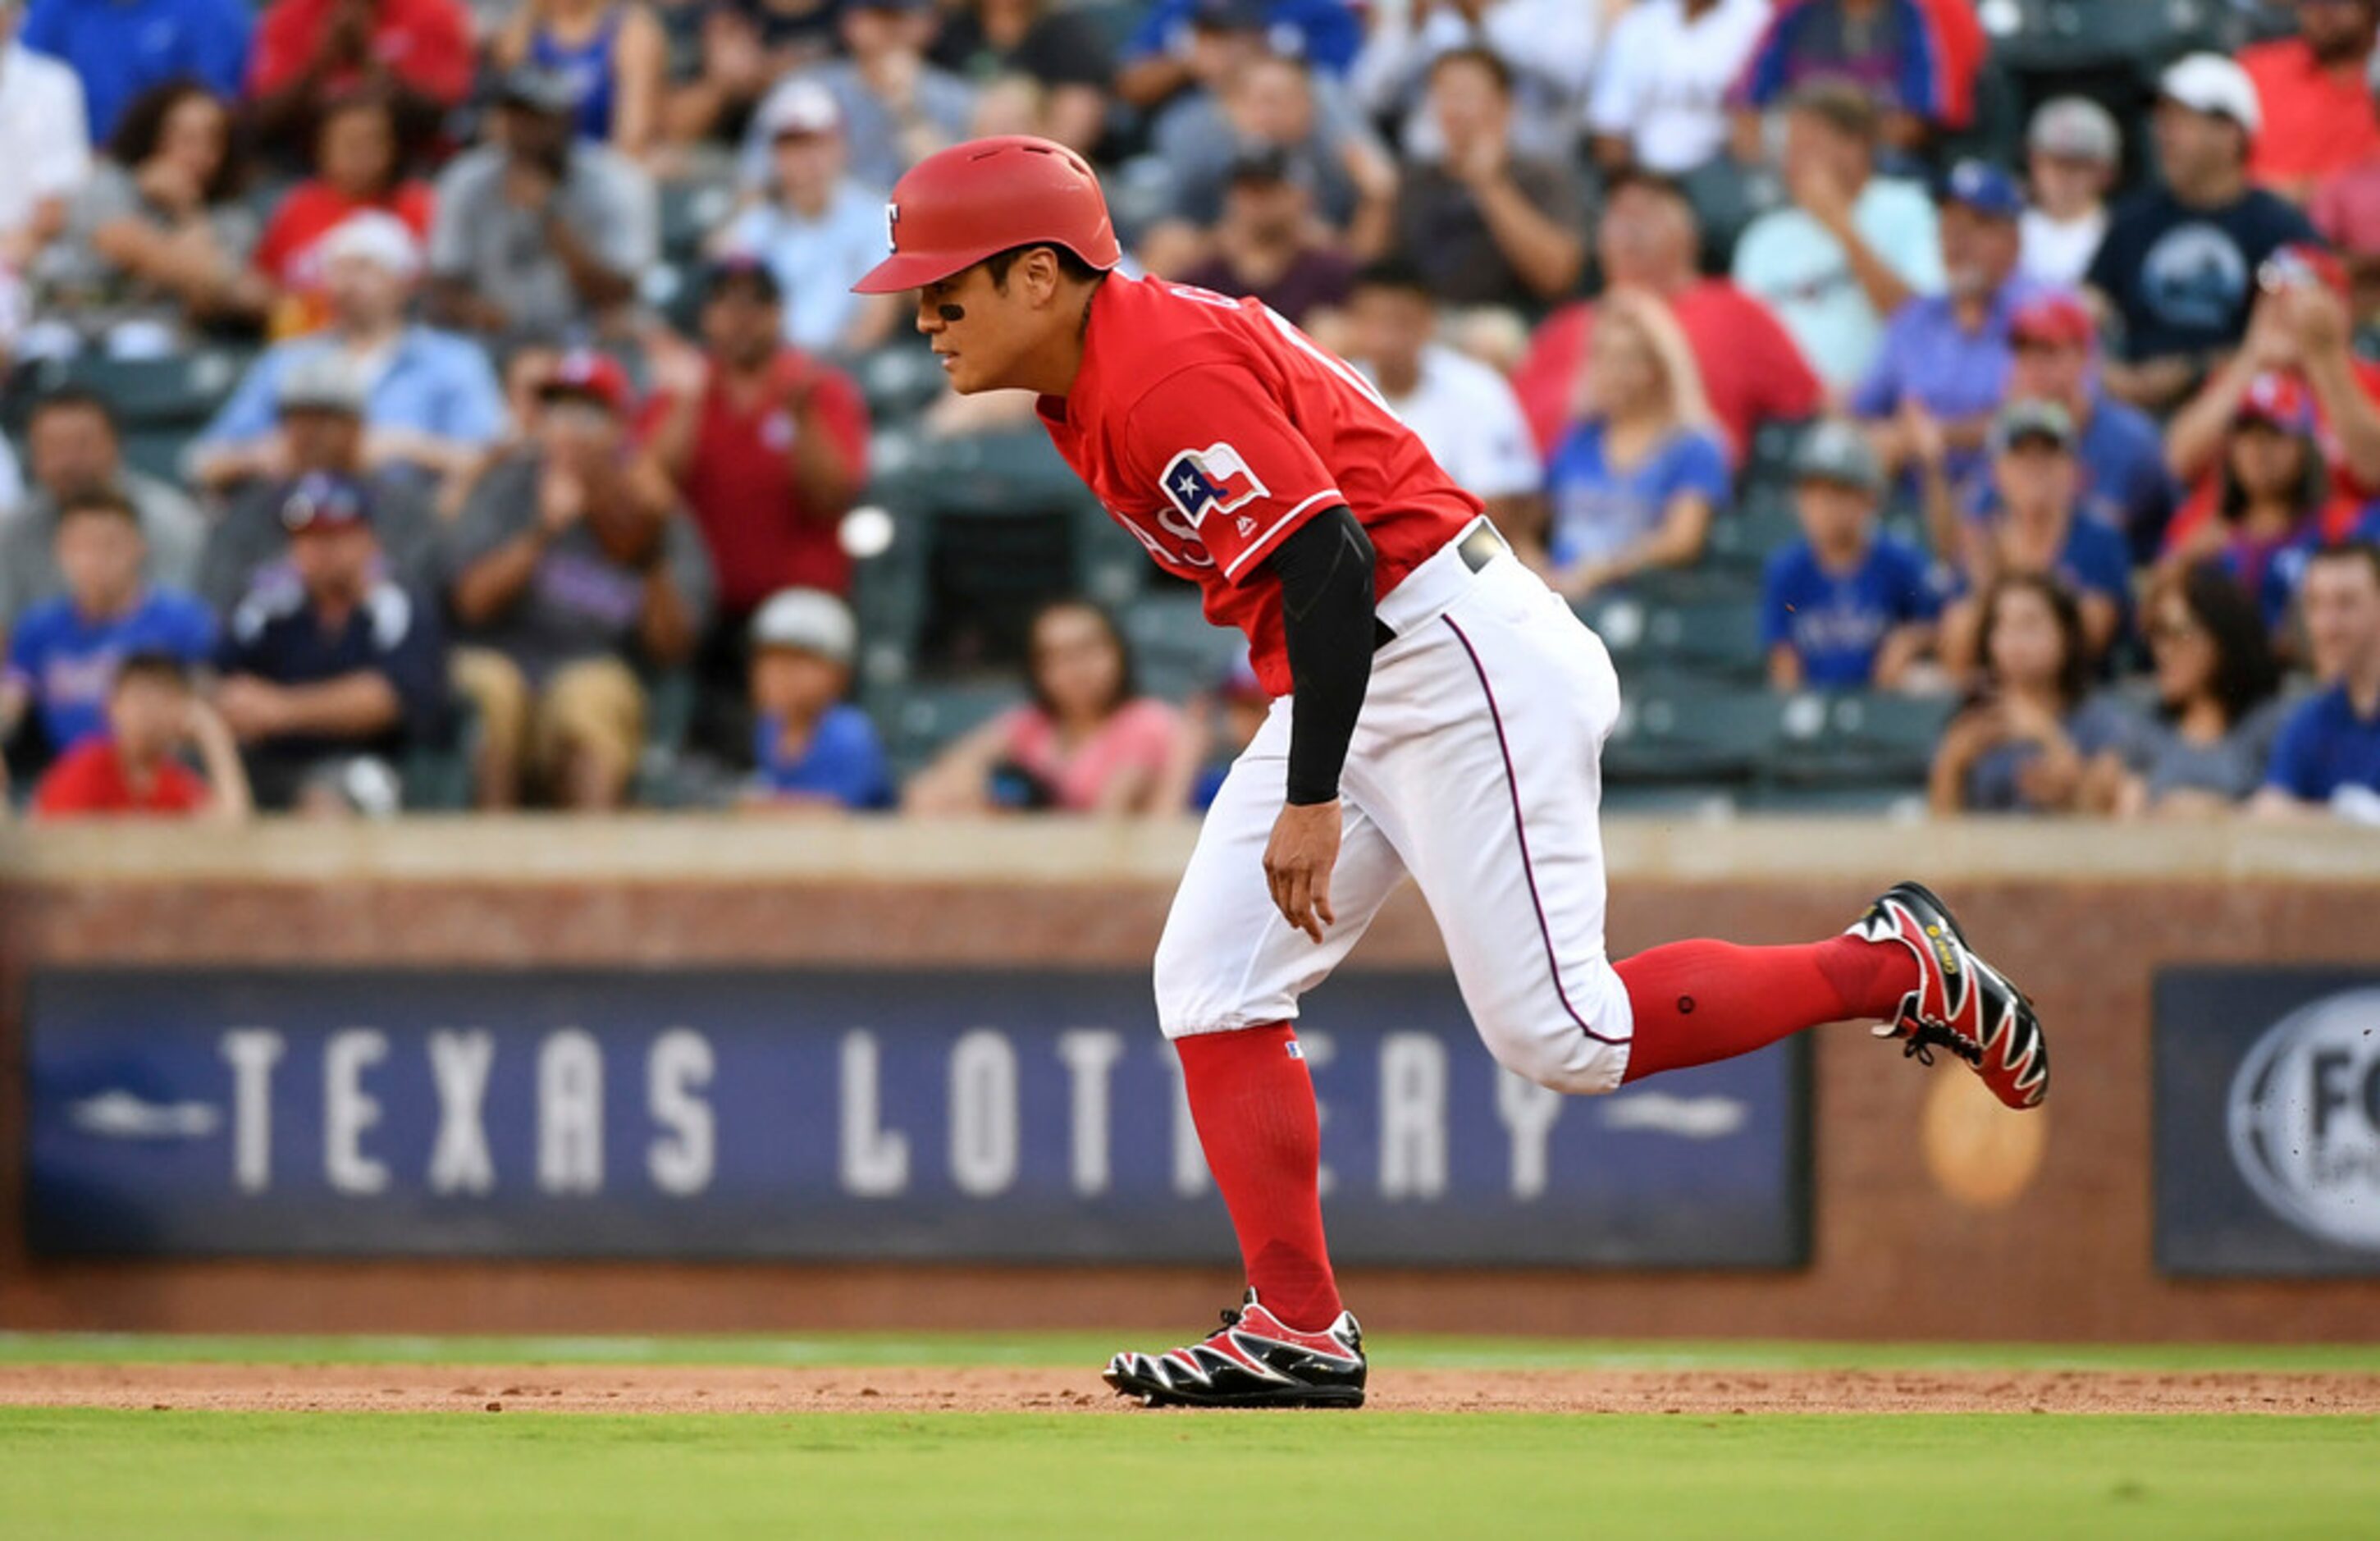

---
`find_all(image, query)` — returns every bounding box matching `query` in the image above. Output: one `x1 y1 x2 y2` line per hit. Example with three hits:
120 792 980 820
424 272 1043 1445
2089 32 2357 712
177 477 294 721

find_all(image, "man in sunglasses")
212 471 452 816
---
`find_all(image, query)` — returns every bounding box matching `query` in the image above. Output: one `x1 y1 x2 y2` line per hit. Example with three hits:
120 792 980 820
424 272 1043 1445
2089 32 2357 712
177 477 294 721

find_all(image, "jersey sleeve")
2261 699 2323 799
1117 363 1348 584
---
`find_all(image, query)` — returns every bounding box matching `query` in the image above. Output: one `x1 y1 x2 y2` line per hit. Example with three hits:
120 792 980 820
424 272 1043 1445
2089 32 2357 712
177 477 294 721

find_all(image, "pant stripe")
1441 614 1627 1047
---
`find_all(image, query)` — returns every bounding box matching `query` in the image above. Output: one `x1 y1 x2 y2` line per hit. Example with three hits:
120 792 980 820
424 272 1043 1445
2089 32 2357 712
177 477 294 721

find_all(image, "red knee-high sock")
1617 936 1917 1082
1175 1022 1341 1332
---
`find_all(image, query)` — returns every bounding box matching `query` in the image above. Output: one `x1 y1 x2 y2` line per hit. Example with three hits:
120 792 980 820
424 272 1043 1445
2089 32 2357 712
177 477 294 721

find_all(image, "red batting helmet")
850 135 1121 295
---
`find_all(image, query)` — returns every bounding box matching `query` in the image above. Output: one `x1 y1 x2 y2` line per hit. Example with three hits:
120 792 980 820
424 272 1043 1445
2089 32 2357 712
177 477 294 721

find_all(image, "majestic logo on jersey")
1160 443 1269 529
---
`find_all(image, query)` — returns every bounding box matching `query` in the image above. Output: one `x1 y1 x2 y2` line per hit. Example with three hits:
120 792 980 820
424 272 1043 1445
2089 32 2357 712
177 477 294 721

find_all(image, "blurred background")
0 0 2377 1344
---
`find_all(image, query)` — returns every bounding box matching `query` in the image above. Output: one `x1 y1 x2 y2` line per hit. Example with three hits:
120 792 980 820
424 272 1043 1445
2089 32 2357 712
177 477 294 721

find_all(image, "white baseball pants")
1154 519 1636 1094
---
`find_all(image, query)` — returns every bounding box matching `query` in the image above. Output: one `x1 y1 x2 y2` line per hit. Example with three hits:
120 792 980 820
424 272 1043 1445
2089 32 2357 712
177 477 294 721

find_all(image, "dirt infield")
6 1364 2379 1415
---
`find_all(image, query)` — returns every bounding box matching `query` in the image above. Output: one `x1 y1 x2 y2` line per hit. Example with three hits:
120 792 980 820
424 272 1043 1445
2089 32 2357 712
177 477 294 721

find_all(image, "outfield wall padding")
3 818 2378 1342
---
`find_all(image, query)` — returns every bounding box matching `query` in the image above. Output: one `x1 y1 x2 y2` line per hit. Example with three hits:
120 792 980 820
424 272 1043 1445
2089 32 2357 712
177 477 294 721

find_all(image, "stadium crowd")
2 0 2379 823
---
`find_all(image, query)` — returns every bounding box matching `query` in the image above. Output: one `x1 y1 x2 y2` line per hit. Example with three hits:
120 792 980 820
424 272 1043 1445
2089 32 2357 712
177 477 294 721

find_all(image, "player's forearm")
1270 508 1377 807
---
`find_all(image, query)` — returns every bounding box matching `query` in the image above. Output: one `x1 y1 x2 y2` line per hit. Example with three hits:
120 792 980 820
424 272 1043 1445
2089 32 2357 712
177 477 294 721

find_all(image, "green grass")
6 1330 2380 1373
2 1409 2374 1540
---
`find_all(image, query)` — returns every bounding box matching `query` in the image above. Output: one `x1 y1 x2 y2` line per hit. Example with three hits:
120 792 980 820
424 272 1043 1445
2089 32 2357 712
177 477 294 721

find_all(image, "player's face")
2301 559 2380 682
54 510 144 612
915 262 1042 395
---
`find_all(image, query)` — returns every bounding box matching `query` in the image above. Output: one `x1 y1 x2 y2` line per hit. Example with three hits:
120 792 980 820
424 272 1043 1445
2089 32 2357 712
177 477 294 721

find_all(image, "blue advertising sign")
2155 967 2380 1277
26 969 1807 1266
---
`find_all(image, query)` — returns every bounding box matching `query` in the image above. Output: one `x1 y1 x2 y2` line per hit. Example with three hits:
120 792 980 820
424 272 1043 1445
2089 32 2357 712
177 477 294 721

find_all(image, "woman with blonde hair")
1538 286 1730 598
493 0 668 161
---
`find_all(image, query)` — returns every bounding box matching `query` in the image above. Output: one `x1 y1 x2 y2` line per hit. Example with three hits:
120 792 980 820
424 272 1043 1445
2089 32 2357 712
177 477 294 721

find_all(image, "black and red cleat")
1848 880 2049 1110
1103 1289 1367 1409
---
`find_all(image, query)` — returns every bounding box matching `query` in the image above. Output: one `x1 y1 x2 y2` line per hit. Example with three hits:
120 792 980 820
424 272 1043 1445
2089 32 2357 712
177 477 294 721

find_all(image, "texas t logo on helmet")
1161 443 1270 530
850 135 1121 293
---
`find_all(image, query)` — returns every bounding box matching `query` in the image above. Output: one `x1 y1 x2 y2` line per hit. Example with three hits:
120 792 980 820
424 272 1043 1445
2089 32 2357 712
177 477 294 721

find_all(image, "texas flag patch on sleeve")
1160 442 1270 530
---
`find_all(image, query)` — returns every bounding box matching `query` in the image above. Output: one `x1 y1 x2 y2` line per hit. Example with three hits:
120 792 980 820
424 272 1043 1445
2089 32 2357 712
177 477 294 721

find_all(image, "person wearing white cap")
714 79 900 354
2019 96 2119 290
742 587 892 811
2083 53 2320 413
191 210 508 496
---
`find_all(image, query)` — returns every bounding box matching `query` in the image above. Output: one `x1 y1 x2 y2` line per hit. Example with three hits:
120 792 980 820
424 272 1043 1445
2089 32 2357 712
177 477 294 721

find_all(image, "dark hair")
981 242 1108 290
1428 44 1513 98
2162 563 2279 729
1350 255 1435 301
1603 164 1697 213
111 650 190 693
29 386 121 437
2218 419 2327 525
1026 597 1135 721
56 487 141 528
2308 538 2380 592
107 79 249 205
1977 572 2090 710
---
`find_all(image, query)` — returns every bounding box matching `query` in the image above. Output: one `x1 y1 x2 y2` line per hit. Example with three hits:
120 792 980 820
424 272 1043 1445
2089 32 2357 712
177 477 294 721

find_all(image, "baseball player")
852 138 2049 1411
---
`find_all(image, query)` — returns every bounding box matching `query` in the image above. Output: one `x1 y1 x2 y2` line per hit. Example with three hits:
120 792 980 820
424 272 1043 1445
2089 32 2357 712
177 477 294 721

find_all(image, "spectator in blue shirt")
213 473 450 816
714 80 899 355
742 587 891 811
0 487 214 756
1117 0 1359 115
190 213 505 498
2001 291 2176 561
1858 161 2045 492
1926 399 2130 679
2254 542 2380 816
1541 288 1731 598
1762 419 1939 691
21 0 252 139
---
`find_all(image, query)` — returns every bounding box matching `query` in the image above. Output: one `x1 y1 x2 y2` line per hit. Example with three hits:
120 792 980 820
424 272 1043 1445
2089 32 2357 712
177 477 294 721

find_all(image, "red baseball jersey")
1035 274 1479 697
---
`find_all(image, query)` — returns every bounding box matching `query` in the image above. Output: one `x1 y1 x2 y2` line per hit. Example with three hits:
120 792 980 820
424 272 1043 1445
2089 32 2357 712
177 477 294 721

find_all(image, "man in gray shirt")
0 387 205 638
428 65 658 342
442 350 714 810
741 0 975 196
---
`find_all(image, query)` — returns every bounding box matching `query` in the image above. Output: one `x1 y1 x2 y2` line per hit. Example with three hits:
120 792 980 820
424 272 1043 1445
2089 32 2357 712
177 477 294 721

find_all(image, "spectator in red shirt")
247 0 473 155
2241 0 2380 203
2163 244 2380 504
639 258 867 745
252 89 432 337
25 652 251 821
1511 168 1822 463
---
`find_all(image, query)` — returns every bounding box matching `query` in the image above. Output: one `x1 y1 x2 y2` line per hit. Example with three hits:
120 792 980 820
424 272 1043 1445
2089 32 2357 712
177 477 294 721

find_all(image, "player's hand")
1264 798 1342 944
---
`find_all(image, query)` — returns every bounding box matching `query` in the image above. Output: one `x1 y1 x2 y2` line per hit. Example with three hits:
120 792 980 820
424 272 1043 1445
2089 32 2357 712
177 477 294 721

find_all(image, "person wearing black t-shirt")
2086 54 2317 412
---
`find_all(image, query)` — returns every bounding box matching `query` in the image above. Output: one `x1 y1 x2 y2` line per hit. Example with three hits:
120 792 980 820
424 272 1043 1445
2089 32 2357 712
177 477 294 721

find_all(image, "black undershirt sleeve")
1266 505 1377 807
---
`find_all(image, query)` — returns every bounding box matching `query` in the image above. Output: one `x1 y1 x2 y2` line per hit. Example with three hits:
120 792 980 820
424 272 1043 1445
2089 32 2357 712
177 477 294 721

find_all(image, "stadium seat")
1766 689 1957 791
24 349 252 428
1123 593 1240 702
660 176 738 263
863 677 1024 779
1703 501 1803 578
1744 419 1816 490
853 343 950 422
1586 590 1770 683
1600 679 1782 786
